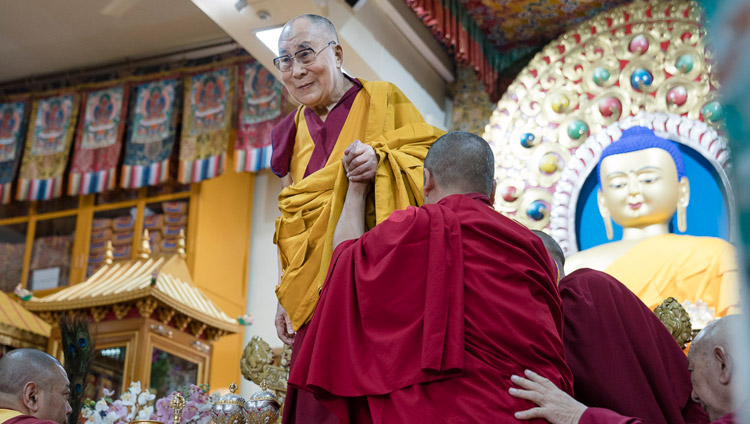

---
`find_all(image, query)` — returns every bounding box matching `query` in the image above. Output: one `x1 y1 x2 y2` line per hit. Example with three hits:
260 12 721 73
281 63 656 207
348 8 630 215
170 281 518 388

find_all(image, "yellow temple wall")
191 167 255 390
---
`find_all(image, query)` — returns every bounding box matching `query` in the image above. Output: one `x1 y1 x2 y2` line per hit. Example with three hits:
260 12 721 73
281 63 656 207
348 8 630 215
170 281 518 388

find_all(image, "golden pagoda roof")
26 250 240 337
0 291 51 336
0 291 50 349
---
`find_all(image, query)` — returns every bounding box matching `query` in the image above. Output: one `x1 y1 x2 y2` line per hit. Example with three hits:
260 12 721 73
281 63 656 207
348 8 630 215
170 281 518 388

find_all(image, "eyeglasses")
273 41 336 72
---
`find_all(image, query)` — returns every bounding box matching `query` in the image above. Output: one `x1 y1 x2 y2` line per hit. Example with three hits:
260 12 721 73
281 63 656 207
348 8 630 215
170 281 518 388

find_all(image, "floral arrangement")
82 382 211 424
154 384 212 424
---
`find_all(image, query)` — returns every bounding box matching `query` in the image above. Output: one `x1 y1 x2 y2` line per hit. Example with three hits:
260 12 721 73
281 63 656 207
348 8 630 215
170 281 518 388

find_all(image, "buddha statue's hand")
509 370 586 424
343 139 378 183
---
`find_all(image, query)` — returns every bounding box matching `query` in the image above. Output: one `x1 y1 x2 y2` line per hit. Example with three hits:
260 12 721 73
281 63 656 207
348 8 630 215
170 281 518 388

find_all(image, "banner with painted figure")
121 77 179 189
179 66 233 183
0 100 27 204
17 93 79 201
69 84 128 195
235 61 285 173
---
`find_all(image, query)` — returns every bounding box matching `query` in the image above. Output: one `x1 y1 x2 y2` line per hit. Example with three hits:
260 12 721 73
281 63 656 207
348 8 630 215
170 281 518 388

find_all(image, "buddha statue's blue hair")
597 126 687 188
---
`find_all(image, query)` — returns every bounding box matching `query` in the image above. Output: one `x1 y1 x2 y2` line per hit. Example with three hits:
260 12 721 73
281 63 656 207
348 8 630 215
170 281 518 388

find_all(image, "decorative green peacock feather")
59 315 96 424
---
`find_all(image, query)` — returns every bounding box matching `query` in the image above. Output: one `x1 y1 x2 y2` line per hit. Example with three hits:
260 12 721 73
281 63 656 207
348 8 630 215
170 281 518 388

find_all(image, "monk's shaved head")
281 14 339 44
691 315 741 356
424 131 495 197
532 230 565 279
0 349 63 395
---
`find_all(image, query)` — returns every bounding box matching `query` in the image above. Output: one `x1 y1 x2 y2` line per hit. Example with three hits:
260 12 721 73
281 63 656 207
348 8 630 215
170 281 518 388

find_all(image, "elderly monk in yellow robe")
268 13 443 424
565 127 738 316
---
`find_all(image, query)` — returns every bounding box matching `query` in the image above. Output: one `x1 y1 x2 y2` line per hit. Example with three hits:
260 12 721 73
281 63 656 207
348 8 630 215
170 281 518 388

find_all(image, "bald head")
0 349 71 423
424 132 495 199
692 315 741 356
532 230 565 280
281 14 339 44
0 349 63 394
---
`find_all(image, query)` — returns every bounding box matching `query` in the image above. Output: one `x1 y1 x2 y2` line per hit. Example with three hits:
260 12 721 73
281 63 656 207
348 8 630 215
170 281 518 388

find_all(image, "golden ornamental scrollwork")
654 296 693 349
485 0 722 233
240 336 291 406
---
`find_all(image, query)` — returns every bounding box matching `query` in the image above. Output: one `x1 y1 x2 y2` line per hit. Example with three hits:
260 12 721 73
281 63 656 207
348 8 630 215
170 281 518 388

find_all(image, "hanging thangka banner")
17 93 79 201
234 61 284 173
121 77 178 189
0 100 27 204
178 66 233 184
68 84 128 195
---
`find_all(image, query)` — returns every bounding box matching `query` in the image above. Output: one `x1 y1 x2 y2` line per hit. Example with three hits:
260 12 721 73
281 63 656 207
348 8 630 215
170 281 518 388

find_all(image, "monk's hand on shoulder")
509 370 586 424
343 139 378 183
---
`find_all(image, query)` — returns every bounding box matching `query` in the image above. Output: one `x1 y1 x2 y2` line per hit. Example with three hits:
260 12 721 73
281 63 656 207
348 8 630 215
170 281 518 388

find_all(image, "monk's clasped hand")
343 140 378 182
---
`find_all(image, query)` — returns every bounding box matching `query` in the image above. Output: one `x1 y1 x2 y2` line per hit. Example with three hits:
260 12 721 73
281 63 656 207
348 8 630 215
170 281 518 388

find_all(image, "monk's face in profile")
687 346 726 421
278 19 342 110
35 365 72 424
598 148 683 228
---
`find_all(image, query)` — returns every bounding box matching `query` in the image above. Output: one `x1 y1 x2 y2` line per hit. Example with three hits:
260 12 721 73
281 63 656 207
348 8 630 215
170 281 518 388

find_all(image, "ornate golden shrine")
485 0 723 245
25 231 240 397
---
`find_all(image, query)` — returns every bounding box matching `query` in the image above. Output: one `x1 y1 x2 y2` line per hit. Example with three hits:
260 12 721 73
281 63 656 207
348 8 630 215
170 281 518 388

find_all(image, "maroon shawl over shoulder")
2 415 58 424
561 268 709 424
288 193 573 423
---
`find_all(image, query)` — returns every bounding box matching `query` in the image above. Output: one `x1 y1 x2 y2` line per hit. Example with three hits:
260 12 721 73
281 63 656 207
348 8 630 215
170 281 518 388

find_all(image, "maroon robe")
580 408 733 424
561 269 709 424
288 193 573 423
2 415 58 424
270 76 362 179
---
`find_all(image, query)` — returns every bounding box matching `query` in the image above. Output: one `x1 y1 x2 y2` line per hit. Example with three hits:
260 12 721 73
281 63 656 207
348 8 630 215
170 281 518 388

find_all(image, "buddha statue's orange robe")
604 234 739 316
273 79 443 330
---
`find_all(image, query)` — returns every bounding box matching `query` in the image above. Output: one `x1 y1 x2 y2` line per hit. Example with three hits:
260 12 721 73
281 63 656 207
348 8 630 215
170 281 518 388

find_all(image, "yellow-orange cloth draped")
604 234 739 316
274 80 444 330
0 410 22 423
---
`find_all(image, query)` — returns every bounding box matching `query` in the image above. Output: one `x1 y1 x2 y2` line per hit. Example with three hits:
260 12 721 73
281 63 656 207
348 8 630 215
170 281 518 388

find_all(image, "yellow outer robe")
604 234 739 316
274 79 444 330
0 410 22 423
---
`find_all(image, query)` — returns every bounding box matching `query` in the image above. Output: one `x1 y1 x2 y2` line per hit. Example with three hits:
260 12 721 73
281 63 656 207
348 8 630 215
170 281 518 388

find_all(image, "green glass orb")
676 54 695 74
567 120 589 139
593 67 610 86
702 101 724 123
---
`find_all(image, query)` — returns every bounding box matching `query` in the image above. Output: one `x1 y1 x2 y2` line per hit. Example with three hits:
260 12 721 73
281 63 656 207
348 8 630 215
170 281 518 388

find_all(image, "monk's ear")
715 345 732 385
489 180 497 205
424 168 435 198
334 44 344 69
22 382 40 413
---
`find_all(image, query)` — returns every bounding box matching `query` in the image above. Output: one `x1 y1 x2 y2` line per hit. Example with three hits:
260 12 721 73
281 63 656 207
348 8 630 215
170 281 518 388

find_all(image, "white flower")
103 388 115 397
95 399 109 413
136 406 154 420
128 381 142 395
120 391 135 406
137 391 155 405
105 411 119 424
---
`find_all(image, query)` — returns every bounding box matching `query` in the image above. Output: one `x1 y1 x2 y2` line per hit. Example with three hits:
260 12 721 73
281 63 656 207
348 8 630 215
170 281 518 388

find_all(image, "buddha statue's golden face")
598 147 689 229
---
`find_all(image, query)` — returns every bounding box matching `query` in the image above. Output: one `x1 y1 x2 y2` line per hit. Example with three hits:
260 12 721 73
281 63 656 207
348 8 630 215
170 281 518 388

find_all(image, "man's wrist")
348 181 371 197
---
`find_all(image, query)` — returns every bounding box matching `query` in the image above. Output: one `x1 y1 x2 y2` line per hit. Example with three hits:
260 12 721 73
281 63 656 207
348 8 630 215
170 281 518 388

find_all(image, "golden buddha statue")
565 126 739 317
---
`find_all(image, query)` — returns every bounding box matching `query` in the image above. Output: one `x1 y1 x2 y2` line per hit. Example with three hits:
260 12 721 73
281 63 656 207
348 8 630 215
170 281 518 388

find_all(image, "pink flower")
109 400 128 420
154 397 174 424
181 402 199 422
188 386 209 406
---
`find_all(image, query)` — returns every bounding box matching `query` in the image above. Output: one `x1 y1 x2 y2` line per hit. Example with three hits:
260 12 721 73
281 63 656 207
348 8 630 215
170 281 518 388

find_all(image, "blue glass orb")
520 133 536 148
630 68 653 91
526 200 548 221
